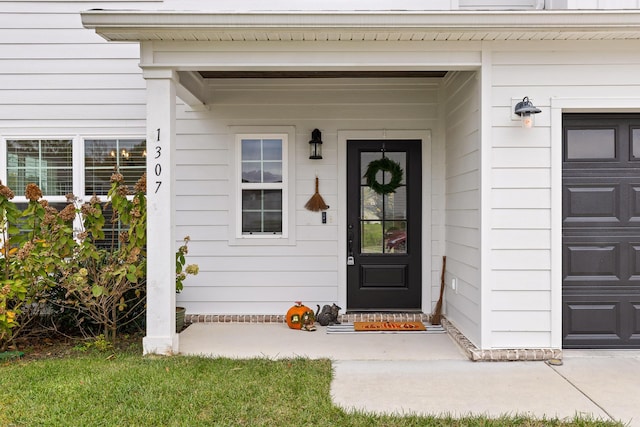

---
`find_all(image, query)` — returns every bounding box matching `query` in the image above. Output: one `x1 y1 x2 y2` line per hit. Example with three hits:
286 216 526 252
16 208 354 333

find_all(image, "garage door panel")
564 301 619 335
564 185 618 223
563 114 640 348
565 243 619 279
563 292 640 348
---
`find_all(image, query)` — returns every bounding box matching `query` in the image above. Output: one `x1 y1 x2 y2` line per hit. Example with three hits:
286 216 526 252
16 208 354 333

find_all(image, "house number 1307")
154 128 162 193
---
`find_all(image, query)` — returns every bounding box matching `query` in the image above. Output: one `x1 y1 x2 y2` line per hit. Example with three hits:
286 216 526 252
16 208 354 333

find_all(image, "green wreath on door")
363 157 404 195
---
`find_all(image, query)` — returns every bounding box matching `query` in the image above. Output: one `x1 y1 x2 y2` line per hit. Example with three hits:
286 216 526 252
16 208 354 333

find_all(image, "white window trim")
228 126 296 246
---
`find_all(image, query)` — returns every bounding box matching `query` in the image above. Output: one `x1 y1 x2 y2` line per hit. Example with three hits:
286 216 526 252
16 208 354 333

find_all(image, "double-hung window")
6 139 73 198
237 134 288 237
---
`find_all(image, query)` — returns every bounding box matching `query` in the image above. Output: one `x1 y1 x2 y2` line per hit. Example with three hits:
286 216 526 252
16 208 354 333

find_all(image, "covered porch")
81 7 640 355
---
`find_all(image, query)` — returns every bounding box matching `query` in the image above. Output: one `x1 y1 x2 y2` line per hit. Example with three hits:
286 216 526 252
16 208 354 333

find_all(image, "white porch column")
142 68 178 355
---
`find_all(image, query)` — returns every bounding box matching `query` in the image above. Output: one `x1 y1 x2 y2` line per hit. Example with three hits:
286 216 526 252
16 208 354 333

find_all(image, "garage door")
563 114 640 348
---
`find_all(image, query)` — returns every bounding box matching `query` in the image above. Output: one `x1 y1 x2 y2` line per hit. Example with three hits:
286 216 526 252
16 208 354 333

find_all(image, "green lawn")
0 344 622 427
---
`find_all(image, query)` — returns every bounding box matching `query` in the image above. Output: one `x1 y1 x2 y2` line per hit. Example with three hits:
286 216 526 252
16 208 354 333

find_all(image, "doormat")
326 322 445 334
355 321 426 331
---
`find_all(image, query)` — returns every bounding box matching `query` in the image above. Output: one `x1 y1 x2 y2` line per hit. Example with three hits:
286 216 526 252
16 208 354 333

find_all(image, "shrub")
0 173 148 350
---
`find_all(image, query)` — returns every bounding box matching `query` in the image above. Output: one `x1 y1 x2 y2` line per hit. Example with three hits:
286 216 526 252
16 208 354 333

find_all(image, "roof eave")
81 10 640 41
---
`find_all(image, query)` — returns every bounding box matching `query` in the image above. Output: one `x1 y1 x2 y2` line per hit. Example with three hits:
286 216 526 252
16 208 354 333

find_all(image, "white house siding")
174 77 443 315
488 39 640 349
0 1 160 137
443 71 482 346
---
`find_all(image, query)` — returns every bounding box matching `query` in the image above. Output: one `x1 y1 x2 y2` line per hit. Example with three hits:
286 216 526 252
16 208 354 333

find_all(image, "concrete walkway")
179 323 639 425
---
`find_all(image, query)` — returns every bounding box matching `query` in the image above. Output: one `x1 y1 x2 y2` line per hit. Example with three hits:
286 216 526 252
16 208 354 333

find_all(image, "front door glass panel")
359 152 407 254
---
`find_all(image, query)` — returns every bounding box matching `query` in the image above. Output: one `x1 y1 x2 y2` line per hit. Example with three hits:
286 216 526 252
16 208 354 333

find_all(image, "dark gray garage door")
563 114 640 348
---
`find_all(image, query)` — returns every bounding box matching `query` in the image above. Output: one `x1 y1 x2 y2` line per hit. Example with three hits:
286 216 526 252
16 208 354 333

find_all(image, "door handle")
347 225 355 265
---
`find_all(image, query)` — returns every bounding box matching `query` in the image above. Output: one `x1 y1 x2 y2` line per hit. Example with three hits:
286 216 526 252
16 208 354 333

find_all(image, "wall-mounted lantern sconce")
309 128 323 159
514 97 541 129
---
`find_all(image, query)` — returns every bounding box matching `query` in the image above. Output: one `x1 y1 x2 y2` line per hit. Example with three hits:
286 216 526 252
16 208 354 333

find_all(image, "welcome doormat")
355 321 426 331
326 322 445 334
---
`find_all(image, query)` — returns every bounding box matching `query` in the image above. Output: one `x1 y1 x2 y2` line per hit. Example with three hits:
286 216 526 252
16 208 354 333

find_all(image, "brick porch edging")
185 312 431 324
441 318 563 362
185 313 562 362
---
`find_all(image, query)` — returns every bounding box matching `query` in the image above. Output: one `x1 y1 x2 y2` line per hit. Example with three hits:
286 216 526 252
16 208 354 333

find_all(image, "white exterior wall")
443 71 482 346
0 1 160 136
487 39 640 349
174 77 444 315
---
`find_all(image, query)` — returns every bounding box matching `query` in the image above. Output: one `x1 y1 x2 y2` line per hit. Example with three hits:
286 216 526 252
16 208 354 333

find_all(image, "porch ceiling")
81 10 640 42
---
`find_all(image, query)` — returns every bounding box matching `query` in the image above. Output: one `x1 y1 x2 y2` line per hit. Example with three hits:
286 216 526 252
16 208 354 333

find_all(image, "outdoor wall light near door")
514 97 542 129
309 128 323 159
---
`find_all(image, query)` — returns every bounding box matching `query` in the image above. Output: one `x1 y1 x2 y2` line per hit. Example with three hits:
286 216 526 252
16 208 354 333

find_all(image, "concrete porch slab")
178 322 466 361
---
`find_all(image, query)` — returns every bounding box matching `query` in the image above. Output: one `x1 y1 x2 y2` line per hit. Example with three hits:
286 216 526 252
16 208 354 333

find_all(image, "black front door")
346 140 422 311
562 114 640 348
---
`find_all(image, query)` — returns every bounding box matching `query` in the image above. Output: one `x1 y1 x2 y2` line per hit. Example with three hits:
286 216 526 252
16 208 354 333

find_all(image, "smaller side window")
237 134 287 237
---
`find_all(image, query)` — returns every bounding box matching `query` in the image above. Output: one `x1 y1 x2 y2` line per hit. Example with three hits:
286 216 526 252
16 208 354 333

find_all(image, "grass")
0 341 623 427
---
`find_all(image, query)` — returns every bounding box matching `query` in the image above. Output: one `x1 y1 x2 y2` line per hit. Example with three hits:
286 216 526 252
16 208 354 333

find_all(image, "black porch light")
308 128 323 160
514 96 542 129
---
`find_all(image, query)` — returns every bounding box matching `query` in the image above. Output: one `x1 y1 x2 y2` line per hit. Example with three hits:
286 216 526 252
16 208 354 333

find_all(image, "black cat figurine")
315 303 341 326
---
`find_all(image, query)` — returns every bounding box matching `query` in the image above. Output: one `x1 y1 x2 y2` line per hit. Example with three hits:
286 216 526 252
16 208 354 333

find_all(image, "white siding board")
491 249 550 270
492 147 550 168
491 188 550 209
491 311 551 332
445 170 479 194
493 64 640 86
0 58 142 74
176 225 228 241
0 74 145 89
492 290 550 311
492 126 549 148
188 241 339 257
175 134 229 150
446 189 480 210
0 44 139 59
175 195 229 212
175 149 229 166
492 229 550 249
178 286 338 303
176 166 228 181
493 270 552 291
175 213 228 228
492 209 550 229
203 256 338 272
0 89 146 105
491 332 552 349
176 302 309 316
184 271 338 287
0 105 145 120
175 180 231 196
492 168 550 188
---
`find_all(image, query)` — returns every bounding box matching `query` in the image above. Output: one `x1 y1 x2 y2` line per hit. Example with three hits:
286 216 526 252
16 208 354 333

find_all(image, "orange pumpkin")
286 301 316 331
